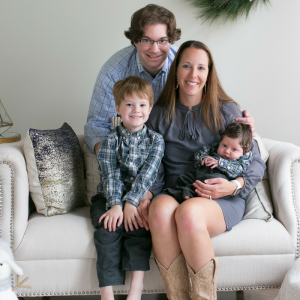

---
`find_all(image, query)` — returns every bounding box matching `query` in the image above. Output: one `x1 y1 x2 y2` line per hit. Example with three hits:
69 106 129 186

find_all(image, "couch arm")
0 139 29 252
263 138 300 258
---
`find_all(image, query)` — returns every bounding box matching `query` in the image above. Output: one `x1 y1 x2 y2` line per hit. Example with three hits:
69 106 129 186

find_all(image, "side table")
0 132 21 144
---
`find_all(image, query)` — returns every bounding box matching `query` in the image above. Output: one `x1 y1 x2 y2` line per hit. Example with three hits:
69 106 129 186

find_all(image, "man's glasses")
138 38 171 47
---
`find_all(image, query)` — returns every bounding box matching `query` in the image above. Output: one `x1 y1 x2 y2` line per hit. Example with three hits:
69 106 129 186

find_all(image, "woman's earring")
204 84 207 93
175 78 179 89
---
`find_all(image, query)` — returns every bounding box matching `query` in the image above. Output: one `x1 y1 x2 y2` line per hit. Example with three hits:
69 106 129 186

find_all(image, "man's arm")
84 66 117 153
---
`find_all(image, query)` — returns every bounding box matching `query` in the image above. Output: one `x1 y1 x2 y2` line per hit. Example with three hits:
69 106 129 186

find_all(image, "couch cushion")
212 218 294 256
14 207 96 261
15 207 294 261
23 123 85 216
83 143 100 206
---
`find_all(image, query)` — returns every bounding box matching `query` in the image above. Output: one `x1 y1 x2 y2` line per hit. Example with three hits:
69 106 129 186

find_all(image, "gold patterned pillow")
23 123 85 216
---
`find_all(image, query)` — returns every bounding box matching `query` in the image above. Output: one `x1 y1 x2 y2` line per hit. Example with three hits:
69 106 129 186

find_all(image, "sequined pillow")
23 123 85 216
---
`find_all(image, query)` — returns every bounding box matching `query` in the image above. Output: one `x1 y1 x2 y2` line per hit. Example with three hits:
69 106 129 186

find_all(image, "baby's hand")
99 205 123 232
123 202 143 232
202 157 219 169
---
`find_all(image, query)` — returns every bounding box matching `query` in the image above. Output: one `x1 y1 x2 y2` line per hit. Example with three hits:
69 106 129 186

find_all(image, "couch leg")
18 298 25 300
236 290 245 300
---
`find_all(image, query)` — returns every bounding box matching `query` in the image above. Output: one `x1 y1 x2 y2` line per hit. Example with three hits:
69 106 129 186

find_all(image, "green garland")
189 0 270 24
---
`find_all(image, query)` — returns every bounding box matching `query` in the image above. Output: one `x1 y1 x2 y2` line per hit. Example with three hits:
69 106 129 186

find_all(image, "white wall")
1 0 299 146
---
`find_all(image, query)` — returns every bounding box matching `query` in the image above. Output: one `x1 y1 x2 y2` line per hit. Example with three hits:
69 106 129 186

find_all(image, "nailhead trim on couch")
291 160 300 258
0 161 16 288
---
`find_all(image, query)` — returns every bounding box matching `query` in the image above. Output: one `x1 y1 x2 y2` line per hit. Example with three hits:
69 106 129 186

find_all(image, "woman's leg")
149 195 181 269
149 195 190 300
175 197 224 300
175 197 226 272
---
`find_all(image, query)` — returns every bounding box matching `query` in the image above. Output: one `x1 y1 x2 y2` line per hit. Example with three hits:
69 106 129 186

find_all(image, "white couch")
1 135 299 298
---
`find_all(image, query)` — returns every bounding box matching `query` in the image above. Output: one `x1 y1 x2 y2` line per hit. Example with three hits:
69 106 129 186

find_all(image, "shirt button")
130 177 133 180
123 137 125 140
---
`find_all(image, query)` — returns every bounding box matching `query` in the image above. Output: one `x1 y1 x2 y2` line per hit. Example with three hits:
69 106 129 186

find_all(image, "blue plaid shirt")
97 123 165 210
84 45 177 152
194 143 253 179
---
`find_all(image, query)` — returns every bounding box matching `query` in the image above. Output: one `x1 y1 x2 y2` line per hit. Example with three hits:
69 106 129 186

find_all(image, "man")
84 4 181 155
84 4 255 229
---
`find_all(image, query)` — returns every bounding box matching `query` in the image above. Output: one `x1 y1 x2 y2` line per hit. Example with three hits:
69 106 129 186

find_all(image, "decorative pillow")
23 123 85 216
243 133 273 221
83 143 100 205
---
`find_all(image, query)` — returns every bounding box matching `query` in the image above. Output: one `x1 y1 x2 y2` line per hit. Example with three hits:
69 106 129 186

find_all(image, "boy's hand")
99 205 123 232
124 202 143 232
202 157 219 169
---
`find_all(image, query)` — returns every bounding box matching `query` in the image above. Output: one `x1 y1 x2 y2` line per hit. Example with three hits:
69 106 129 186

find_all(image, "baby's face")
217 136 244 160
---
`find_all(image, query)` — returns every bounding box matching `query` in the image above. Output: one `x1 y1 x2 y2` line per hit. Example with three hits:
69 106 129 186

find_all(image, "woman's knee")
149 196 178 231
175 200 207 232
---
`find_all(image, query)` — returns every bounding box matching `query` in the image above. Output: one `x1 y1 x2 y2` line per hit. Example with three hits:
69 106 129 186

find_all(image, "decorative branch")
188 0 271 24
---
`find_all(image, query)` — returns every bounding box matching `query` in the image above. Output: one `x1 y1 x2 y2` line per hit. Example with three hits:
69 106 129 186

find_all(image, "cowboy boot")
155 253 191 300
186 258 218 300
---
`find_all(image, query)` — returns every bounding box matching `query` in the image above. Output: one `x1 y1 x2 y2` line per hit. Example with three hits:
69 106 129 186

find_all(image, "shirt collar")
135 51 168 77
175 98 202 111
118 123 148 141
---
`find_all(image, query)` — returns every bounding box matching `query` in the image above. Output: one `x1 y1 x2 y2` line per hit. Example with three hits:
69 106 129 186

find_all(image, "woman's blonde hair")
155 40 238 134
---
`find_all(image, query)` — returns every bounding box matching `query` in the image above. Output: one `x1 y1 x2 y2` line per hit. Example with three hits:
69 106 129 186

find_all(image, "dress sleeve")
239 141 266 199
221 103 266 198
122 135 165 206
146 107 166 196
84 64 117 152
97 136 123 209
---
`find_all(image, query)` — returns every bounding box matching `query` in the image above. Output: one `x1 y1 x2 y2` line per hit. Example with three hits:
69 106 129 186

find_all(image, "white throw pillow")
243 133 273 221
23 123 85 216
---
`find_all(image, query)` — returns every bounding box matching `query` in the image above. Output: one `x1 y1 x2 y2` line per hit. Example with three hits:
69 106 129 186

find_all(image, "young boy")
165 122 253 201
90 76 164 300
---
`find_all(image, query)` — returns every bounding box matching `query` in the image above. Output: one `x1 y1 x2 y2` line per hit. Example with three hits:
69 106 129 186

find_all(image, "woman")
146 41 265 300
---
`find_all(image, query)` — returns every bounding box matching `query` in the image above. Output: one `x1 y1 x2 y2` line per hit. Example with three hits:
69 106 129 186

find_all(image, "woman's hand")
123 202 143 232
99 205 123 232
136 191 153 231
193 178 242 199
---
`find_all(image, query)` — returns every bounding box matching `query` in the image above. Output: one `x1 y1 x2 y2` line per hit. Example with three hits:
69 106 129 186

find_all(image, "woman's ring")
209 195 212 200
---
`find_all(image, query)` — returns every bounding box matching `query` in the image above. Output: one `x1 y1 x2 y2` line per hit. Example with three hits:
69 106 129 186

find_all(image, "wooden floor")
25 289 279 300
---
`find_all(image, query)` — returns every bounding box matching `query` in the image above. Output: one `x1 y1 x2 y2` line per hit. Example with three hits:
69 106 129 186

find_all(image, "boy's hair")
221 123 252 154
113 76 154 107
124 4 181 45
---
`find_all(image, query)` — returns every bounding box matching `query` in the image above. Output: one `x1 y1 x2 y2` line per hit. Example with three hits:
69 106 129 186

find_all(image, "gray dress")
147 100 266 230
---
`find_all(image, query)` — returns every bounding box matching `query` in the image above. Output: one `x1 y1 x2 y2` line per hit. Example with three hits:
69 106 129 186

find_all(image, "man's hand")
202 157 219 169
123 202 143 232
99 205 123 232
137 191 152 231
193 178 237 200
235 110 255 137
94 142 101 155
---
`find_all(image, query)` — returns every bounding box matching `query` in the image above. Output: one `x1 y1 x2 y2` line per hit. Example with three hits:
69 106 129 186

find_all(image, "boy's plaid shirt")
97 124 165 210
194 143 253 179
